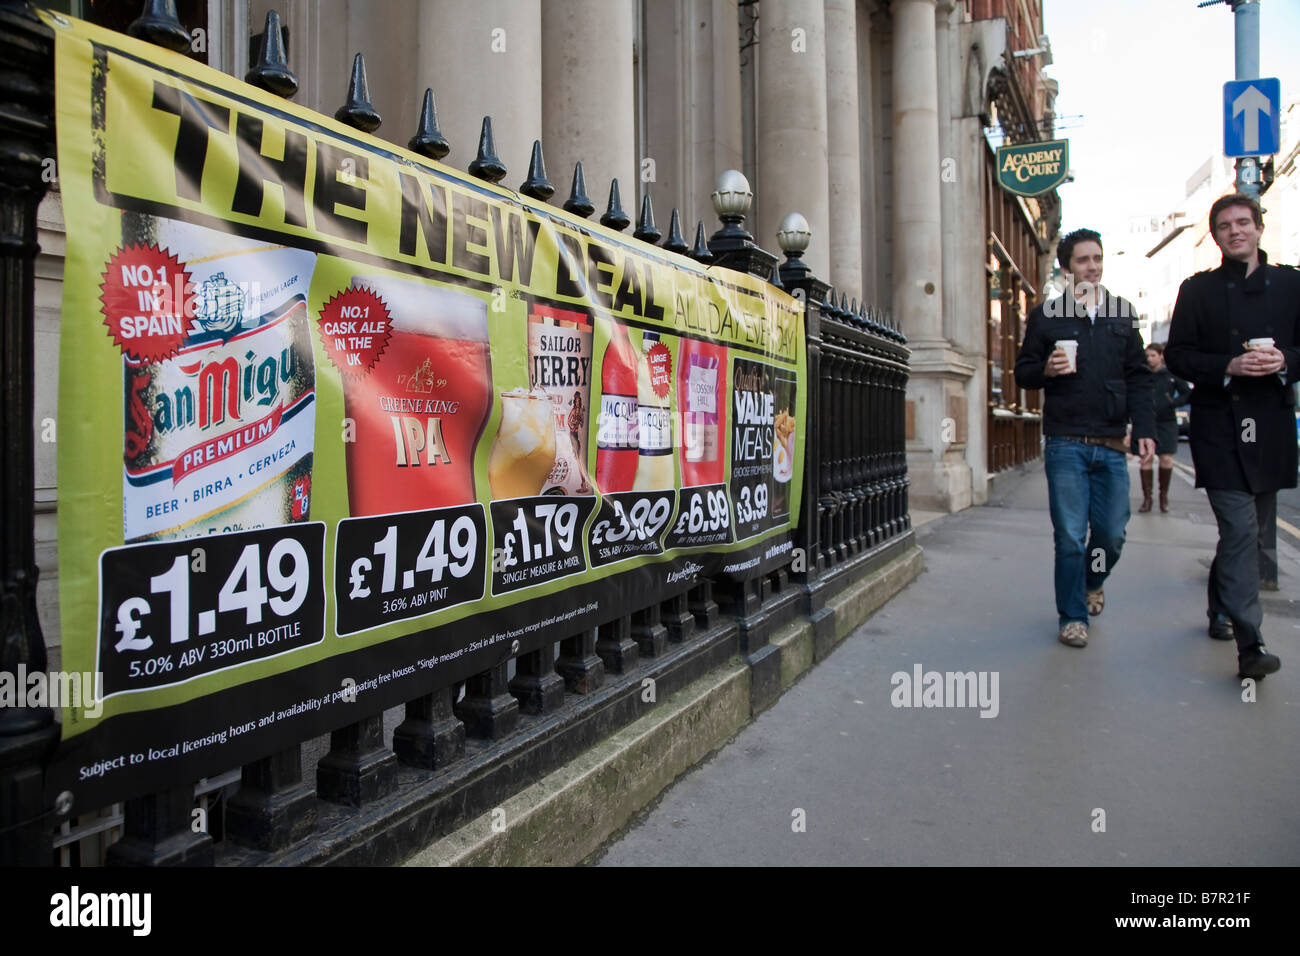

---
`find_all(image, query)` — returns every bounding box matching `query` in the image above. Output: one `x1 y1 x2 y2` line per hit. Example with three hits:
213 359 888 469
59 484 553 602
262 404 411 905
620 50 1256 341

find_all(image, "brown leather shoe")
1158 465 1172 513
1138 469 1153 513
1058 622 1088 648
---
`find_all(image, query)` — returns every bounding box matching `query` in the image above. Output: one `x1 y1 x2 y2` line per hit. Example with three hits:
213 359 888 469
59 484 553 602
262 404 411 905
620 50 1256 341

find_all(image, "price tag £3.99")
587 489 676 567
97 524 326 698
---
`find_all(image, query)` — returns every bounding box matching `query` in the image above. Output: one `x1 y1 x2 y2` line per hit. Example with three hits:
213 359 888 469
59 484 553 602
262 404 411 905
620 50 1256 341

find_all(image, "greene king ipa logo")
104 217 318 542
331 273 492 516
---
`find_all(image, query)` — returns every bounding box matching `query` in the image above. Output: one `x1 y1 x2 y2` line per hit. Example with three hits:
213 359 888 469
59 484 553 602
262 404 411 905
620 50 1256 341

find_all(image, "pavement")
591 450 1300 866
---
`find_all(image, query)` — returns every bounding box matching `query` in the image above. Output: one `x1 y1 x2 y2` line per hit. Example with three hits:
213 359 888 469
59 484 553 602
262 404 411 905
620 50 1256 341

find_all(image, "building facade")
32 0 1062 648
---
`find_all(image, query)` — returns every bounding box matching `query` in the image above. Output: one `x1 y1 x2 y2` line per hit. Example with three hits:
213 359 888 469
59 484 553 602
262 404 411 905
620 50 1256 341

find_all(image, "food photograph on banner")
44 12 806 811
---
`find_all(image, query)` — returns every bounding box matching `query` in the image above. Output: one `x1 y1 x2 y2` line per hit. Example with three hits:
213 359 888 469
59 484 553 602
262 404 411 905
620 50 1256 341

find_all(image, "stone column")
417 0 543 180
893 0 974 513
756 0 830 277
643 0 743 224
856 0 882 302
890 0 943 343
541 1 636 211
824 0 863 299
263 0 420 152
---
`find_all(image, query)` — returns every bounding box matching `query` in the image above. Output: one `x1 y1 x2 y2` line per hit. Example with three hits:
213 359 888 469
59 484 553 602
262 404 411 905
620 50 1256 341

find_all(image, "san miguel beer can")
121 217 317 542
342 274 492 516
528 305 593 495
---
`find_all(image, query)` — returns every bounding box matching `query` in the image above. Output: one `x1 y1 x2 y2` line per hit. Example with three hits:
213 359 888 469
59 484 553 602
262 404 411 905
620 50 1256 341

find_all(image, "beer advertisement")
46 13 805 808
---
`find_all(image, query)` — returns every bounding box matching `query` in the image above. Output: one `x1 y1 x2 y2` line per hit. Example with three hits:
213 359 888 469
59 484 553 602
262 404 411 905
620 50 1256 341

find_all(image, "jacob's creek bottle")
122 217 317 542
633 331 675 491
342 274 492 516
595 321 638 493
679 338 727 487
528 306 593 495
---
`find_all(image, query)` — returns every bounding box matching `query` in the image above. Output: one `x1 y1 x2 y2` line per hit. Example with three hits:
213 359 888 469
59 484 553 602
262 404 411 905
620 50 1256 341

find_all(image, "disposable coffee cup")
1055 339 1078 373
1245 337 1275 351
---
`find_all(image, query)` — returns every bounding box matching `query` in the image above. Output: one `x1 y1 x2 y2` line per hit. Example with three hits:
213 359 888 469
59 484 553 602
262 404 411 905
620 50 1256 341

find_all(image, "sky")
1045 0 1300 237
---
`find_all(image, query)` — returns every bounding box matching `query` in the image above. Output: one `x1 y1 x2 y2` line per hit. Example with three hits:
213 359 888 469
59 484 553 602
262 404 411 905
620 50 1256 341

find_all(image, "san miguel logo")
995 139 1069 197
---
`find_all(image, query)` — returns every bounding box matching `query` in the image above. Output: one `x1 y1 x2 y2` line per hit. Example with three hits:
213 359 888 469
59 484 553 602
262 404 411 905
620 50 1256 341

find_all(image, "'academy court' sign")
995 139 1069 197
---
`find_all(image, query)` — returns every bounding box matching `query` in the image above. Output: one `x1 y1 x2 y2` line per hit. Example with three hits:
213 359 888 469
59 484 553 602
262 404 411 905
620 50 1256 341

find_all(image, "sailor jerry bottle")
595 321 639 493
633 331 675 491
528 306 593 495
679 337 727 487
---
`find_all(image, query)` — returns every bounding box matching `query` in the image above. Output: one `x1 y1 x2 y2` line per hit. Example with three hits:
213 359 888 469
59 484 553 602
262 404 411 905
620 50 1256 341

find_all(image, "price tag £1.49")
97 524 326 698
333 503 487 636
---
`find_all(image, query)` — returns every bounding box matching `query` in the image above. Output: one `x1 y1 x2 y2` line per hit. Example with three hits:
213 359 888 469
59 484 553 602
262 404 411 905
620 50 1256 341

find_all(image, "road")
1172 434 1300 561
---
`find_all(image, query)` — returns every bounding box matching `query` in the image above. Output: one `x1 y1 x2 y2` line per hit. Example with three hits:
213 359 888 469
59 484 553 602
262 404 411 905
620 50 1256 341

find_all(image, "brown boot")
1138 469 1153 512
1158 465 1172 513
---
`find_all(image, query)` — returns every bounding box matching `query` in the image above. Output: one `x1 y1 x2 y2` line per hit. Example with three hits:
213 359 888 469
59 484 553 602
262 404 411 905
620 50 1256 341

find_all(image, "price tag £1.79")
97 524 326 698
490 496 596 595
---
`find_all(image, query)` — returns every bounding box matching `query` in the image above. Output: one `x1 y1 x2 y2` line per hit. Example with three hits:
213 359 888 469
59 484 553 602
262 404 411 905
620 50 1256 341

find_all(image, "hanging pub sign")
995 139 1069 197
41 11 805 811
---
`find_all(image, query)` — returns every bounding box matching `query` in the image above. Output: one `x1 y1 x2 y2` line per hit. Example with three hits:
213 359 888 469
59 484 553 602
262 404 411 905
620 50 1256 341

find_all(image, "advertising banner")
45 12 805 810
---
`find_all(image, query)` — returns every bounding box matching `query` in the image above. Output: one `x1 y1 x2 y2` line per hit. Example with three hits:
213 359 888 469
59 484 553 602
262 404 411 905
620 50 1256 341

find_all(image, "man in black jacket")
1015 229 1155 649
1165 194 1299 680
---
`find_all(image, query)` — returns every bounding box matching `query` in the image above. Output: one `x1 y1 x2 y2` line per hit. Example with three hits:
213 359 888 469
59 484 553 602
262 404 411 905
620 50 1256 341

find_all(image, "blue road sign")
1223 78 1281 158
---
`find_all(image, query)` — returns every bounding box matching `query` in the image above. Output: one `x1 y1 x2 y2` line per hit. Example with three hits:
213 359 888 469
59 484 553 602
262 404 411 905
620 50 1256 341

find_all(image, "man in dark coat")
1165 193 1300 680
1016 228 1154 649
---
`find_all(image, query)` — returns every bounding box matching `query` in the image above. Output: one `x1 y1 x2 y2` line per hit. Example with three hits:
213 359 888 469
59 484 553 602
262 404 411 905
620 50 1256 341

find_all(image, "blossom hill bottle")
679 337 726 487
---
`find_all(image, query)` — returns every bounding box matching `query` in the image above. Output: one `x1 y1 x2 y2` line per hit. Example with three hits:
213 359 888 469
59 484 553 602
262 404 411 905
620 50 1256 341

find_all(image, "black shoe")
1237 643 1281 680
1208 613 1234 641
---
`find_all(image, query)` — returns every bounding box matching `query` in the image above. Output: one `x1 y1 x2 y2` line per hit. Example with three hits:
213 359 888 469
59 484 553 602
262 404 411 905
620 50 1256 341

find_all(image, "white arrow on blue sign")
1223 78 1281 158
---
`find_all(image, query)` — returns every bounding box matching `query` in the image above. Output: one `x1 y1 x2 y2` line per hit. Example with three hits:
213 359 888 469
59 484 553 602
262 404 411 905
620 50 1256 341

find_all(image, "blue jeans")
1043 437 1131 626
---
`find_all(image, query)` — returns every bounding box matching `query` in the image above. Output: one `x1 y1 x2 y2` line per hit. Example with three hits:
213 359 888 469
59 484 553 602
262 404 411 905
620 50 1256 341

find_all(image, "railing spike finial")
468 117 507 183
663 209 689 254
409 88 451 159
563 162 595 218
520 140 554 201
689 220 714 264
335 53 382 132
245 10 298 99
633 193 661 244
600 179 631 231
128 0 192 51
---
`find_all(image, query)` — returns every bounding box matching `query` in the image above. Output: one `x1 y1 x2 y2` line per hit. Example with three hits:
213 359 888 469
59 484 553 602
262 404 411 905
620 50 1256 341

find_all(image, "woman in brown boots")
1132 343 1191 512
